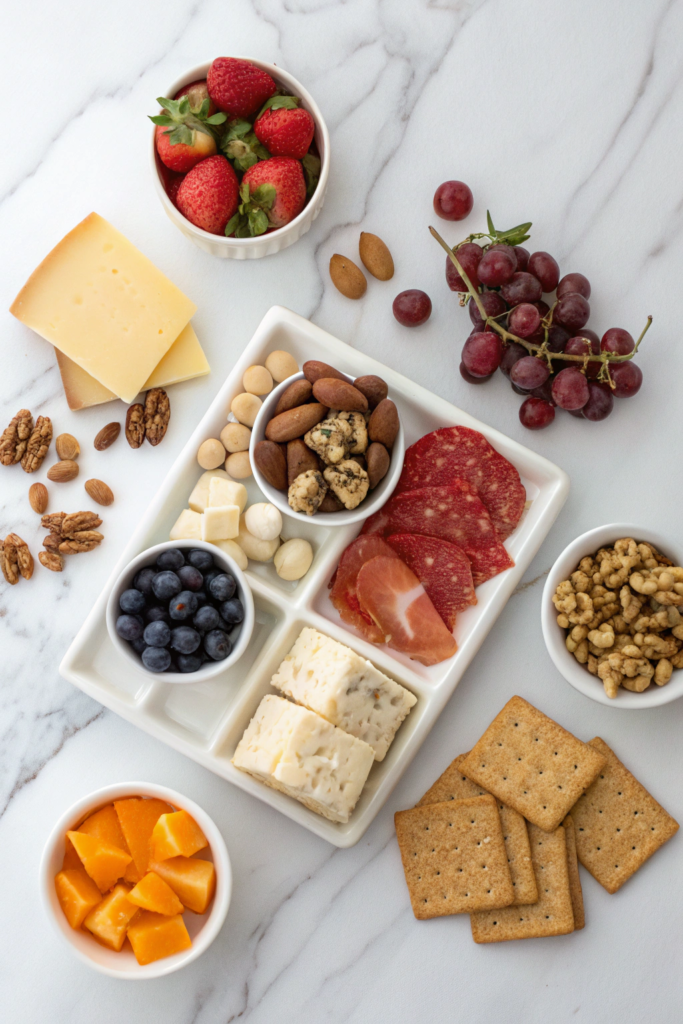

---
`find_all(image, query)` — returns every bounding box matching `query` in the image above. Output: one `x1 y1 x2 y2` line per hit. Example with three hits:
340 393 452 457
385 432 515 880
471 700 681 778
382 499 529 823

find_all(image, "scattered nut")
236 515 279 561
55 433 80 460
197 438 226 470
94 422 121 450
125 405 145 448
144 388 170 446
274 378 313 416
21 416 52 473
243 365 273 396
1 534 33 583
220 423 251 453
47 459 79 482
29 482 49 514
231 392 262 428
353 374 388 409
329 254 367 299
244 502 282 542
226 450 252 479
274 538 314 580
265 350 299 383
85 479 114 506
39 550 63 572
359 232 394 280
254 440 287 490
0 410 33 466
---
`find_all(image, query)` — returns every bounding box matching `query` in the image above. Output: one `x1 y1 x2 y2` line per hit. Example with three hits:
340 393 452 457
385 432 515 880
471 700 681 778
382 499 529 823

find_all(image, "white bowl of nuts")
542 524 683 708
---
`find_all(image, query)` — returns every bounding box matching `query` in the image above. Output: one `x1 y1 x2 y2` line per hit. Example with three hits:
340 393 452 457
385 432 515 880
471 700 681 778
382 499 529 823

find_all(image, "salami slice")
386 533 476 630
395 426 525 539
329 535 399 643
356 555 458 666
362 481 514 586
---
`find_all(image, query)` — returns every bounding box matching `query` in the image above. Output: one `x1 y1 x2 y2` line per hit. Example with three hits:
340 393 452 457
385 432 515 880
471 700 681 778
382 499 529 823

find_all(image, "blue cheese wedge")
270 627 417 761
232 695 374 823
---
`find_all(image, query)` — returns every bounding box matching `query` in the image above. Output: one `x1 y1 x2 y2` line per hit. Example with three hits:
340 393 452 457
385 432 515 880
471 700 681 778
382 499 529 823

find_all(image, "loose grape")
433 180 473 221
554 292 590 331
393 290 432 326
500 342 527 377
513 246 530 271
519 397 555 429
557 272 591 299
508 303 541 338
610 361 642 398
462 331 503 377
581 381 614 421
469 290 507 330
460 362 493 384
528 252 560 292
551 367 589 410
478 249 516 287
510 356 550 391
600 327 635 356
500 272 543 306
546 325 570 353
564 335 601 377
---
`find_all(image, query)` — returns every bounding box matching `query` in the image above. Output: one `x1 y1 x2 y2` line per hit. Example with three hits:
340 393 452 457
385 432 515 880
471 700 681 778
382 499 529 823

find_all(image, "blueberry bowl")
105 540 254 684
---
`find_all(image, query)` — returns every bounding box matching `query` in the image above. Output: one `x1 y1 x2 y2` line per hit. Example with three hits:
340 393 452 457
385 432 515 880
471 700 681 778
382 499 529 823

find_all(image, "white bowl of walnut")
542 524 683 709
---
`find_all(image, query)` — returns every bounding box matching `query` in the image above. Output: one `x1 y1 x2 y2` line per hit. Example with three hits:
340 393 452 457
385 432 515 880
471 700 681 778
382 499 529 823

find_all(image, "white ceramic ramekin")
106 540 254 684
40 782 232 979
542 523 683 709
250 370 405 527
150 59 330 258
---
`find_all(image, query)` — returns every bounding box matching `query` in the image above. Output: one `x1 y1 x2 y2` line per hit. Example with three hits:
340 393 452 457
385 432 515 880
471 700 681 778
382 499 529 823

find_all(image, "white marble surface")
2 0 683 1020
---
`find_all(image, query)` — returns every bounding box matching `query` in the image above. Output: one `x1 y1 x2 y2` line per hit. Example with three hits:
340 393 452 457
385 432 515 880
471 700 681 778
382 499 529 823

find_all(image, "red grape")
462 331 503 376
488 244 518 268
581 381 614 421
500 341 527 377
478 249 516 287
469 290 507 330
600 327 634 356
500 272 543 306
551 367 589 409
520 397 555 429
554 292 590 331
510 355 550 390
535 300 550 318
433 180 473 221
393 290 432 326
564 335 601 377
557 272 591 299
511 381 529 395
546 325 570 352
445 242 483 291
513 246 530 271
460 362 493 384
576 328 599 345
508 303 541 338
531 377 556 404
610 361 642 398
528 251 560 292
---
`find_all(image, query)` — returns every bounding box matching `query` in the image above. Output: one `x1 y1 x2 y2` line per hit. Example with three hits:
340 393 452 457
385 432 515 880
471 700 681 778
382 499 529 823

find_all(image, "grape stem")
430 226 652 378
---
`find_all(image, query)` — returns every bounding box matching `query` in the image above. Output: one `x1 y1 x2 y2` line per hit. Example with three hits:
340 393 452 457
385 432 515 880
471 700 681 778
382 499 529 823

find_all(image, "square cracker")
570 737 679 894
395 794 514 920
417 753 537 906
460 696 606 832
562 815 585 930
471 823 575 943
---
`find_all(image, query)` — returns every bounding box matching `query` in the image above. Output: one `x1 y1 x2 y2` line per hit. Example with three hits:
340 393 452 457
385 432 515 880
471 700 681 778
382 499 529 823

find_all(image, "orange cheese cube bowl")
41 783 232 978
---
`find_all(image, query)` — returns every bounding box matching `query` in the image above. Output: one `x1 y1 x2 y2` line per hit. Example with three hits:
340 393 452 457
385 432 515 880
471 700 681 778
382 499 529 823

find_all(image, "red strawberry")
241 157 306 229
207 58 277 118
155 123 216 173
176 155 239 234
174 79 217 116
161 168 185 208
254 106 315 160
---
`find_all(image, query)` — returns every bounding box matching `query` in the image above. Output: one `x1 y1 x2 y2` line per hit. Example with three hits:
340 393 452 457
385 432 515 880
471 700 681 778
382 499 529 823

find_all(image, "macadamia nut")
274 538 313 581
244 502 282 542
265 350 299 383
220 422 251 453
197 438 226 470
212 538 248 571
243 365 273 395
236 515 280 562
226 451 252 479
231 392 262 427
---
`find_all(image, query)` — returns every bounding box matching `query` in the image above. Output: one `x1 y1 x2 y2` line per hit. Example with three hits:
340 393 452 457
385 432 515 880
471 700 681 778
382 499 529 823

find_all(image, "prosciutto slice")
386 533 476 630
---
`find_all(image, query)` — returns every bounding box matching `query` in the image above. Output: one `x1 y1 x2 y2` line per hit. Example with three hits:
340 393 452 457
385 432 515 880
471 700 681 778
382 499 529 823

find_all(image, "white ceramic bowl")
40 782 232 979
250 370 405 527
151 59 330 259
106 540 254 684
542 523 683 709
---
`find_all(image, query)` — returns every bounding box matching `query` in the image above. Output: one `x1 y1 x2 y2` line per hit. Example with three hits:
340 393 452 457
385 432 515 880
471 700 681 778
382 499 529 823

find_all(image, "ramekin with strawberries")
150 58 330 259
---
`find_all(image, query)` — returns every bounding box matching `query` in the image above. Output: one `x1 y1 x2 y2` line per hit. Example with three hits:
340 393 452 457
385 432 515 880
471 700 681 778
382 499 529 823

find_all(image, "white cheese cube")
211 538 248 571
169 508 202 541
270 627 416 761
201 505 240 541
232 695 374 823
188 469 231 513
208 477 248 512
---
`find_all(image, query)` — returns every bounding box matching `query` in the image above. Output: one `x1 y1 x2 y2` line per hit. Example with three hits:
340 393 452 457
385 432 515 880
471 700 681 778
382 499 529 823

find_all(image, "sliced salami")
395 426 525 539
386 533 476 630
362 481 514 586
356 555 458 666
329 534 399 643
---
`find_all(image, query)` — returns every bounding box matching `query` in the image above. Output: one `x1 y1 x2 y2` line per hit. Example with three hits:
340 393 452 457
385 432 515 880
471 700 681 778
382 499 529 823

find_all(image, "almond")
287 439 321 486
94 422 121 451
253 440 287 490
366 442 390 489
302 360 347 384
265 403 328 443
47 459 79 482
28 482 48 514
329 254 367 299
55 433 80 460
312 378 368 413
85 478 114 506
368 399 400 448
359 232 394 280
353 374 388 409
274 378 313 416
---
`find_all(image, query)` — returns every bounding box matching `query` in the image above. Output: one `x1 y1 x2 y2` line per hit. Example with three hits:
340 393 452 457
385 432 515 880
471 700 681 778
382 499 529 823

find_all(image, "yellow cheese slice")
55 323 210 410
10 213 197 403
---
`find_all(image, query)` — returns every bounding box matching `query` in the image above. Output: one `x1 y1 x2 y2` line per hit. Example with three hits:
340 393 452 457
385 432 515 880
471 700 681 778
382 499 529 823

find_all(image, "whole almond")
47 459 79 482
55 433 80 460
29 482 48 514
319 492 344 513
302 360 346 384
253 441 287 491
85 478 114 506
353 374 388 409
329 254 367 299
94 422 121 451
368 399 400 448
312 378 368 413
265 403 328 443
274 378 313 416
359 232 394 280
366 442 390 489
287 438 321 486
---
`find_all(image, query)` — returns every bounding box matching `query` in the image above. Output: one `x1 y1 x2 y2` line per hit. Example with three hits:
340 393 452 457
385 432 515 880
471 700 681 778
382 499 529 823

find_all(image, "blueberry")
169 590 199 621
177 564 204 591
204 629 232 661
166 655 179 673
133 566 157 595
170 626 201 654
193 604 220 633
142 646 172 672
194 590 208 607
177 652 203 673
130 636 147 654
145 605 169 624
119 588 147 615
143 620 171 648
156 548 185 571
203 570 221 594
219 597 244 625
209 573 236 602
152 570 182 602
116 614 144 642
187 548 214 573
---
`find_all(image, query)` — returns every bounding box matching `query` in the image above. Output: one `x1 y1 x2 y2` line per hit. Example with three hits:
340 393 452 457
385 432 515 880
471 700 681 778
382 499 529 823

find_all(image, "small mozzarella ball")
244 502 282 541
212 538 248 571
274 538 313 581
225 451 252 479
197 438 226 470
236 516 280 562
220 422 251 453
243 364 273 395
265 349 299 383
231 392 262 427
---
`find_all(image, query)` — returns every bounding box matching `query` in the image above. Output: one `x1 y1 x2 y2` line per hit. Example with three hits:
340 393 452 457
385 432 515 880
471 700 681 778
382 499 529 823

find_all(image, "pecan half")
43 533 61 552
59 531 103 553
41 512 66 535
61 511 102 536
6 533 33 579
125 404 145 449
0 538 18 584
0 410 33 466
144 387 170 446
21 415 53 473
39 550 63 572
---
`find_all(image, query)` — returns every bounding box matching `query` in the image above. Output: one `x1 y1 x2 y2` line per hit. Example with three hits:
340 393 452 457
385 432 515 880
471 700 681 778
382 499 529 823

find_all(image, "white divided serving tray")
60 306 569 847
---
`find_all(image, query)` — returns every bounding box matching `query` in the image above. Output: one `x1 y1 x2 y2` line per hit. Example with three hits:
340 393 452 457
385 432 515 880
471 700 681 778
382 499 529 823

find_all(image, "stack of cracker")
395 696 678 943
